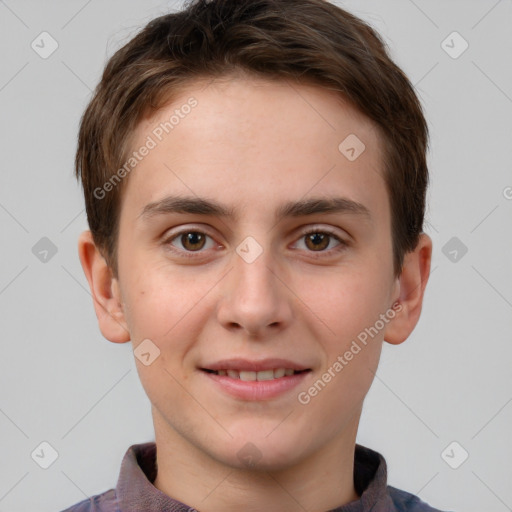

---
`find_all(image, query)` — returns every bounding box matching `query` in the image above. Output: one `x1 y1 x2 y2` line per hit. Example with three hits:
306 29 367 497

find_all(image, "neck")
152 410 361 512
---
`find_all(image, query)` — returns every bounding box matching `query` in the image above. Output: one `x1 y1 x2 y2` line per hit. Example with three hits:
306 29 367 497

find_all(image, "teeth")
256 370 275 381
239 371 257 381
212 368 303 380
274 368 286 378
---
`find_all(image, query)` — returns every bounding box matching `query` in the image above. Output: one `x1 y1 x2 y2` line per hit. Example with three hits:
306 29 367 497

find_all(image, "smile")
202 368 310 381
200 367 312 400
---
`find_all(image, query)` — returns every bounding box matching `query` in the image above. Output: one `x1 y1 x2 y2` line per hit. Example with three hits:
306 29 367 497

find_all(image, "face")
112 75 402 470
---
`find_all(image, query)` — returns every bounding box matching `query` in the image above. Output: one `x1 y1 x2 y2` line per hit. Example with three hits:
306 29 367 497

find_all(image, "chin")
214 430 307 472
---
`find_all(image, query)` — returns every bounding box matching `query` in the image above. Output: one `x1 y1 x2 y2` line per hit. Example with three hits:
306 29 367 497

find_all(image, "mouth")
198 358 313 400
201 368 311 381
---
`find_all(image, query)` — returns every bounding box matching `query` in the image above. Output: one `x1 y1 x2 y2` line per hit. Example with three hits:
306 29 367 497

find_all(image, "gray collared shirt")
60 442 451 511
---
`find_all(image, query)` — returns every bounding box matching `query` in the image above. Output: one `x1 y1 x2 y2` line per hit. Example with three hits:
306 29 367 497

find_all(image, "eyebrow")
139 195 372 223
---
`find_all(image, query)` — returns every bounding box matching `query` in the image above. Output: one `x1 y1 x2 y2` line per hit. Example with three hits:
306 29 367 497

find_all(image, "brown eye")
304 232 330 251
180 232 207 251
164 229 217 258
294 228 348 256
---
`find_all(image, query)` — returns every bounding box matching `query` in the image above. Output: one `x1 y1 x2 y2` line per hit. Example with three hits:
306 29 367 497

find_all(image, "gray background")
0 1 511 511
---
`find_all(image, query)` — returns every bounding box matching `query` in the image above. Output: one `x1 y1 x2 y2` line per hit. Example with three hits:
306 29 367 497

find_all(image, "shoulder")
388 485 454 512
59 488 117 512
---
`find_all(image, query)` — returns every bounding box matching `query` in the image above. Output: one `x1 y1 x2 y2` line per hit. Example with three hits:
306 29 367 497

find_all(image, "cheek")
120 251 180 333
123 270 202 402
121 262 217 361
307 266 391 341
298 272 387 417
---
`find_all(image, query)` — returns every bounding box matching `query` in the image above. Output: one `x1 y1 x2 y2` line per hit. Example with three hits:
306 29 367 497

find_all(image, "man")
63 1 447 510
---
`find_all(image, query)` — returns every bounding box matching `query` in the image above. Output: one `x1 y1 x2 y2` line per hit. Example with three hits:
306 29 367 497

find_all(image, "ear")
77 230 130 343
384 233 432 345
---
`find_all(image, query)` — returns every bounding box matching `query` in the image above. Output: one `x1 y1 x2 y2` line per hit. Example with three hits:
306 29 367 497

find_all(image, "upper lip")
201 358 311 372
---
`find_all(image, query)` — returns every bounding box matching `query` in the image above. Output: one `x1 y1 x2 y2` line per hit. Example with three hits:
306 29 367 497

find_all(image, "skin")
79 74 432 512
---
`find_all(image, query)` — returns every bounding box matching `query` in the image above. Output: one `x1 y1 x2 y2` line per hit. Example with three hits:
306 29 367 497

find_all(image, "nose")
216 245 293 338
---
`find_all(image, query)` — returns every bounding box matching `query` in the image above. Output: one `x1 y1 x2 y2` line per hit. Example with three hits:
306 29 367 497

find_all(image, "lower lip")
201 370 311 401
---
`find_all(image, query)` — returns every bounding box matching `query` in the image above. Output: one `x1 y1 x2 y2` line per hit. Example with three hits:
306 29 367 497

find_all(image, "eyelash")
162 226 349 259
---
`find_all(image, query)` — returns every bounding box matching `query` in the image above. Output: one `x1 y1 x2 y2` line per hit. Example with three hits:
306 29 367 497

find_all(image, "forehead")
121 75 389 225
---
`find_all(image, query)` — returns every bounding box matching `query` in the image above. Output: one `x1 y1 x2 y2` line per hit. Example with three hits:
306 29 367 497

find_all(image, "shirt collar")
116 442 393 511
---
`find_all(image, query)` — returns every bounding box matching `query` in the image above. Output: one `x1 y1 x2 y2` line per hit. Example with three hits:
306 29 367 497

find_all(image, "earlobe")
384 233 433 345
77 230 131 344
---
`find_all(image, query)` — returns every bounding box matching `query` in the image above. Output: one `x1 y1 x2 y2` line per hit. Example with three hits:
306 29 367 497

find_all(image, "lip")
201 368 311 401
200 358 310 372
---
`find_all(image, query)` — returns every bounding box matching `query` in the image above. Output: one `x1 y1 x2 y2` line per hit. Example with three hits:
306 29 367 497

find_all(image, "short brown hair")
76 0 429 277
